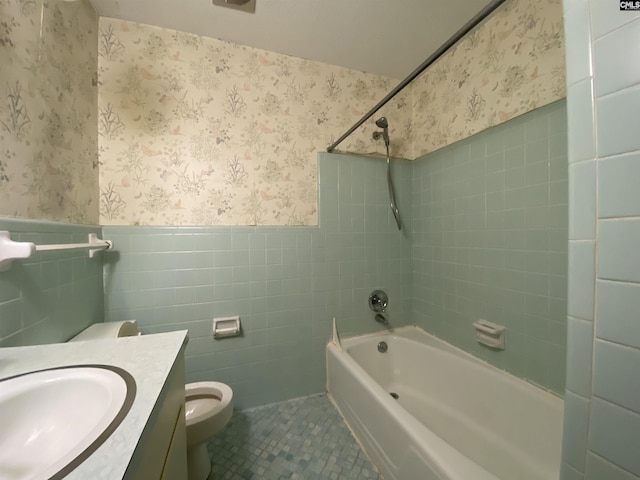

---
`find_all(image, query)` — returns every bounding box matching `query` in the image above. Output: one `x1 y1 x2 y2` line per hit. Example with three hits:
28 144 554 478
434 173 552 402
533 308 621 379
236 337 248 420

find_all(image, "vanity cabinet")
161 404 187 480
125 356 187 479
0 330 190 480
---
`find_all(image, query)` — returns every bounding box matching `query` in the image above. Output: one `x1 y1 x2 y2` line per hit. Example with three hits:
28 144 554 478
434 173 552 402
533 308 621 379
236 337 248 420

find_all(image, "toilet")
69 321 233 480
185 382 233 480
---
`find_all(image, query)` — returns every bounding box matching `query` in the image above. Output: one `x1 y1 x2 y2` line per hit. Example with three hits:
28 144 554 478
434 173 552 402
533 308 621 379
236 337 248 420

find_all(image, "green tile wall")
411 100 568 394
103 153 413 409
0 218 104 347
563 5 640 479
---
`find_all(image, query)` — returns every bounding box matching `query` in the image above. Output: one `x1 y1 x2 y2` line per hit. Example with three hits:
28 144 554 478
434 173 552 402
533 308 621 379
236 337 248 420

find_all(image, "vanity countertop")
0 330 189 479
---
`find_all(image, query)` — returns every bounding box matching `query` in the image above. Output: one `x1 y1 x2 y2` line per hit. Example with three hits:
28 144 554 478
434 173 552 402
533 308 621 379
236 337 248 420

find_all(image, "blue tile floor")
207 394 382 479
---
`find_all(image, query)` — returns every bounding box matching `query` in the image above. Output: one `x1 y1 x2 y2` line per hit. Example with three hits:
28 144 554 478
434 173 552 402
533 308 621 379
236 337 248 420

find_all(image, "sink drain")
390 392 399 400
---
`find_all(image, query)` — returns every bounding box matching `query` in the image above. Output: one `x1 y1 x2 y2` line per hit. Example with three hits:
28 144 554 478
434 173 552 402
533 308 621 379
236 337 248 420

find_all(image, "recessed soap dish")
473 319 505 350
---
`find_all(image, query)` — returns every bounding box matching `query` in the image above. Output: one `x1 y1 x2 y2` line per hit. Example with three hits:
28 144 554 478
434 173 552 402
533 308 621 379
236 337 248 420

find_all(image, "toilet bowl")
185 382 233 480
69 321 233 480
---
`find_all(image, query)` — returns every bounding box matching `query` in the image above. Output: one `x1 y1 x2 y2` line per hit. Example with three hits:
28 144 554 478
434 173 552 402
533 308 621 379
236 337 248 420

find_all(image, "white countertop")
0 330 189 480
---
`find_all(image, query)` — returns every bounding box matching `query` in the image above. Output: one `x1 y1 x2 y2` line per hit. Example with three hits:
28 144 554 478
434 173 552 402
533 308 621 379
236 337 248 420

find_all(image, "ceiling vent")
212 0 256 13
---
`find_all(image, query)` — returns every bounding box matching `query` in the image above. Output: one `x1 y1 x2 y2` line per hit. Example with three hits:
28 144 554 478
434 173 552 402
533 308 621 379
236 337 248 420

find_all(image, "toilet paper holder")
213 316 241 339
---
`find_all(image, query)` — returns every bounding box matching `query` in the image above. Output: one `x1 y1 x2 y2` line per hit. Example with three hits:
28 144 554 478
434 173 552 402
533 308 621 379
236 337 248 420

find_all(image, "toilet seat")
185 382 233 427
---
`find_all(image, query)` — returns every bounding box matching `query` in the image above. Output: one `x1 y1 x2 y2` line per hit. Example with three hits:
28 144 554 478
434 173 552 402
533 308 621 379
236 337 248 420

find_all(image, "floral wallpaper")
403 0 565 158
0 0 99 224
1 0 565 227
98 18 404 226
98 0 565 226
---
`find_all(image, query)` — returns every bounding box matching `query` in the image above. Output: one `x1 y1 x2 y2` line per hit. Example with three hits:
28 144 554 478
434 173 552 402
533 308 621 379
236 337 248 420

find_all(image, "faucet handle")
368 290 389 313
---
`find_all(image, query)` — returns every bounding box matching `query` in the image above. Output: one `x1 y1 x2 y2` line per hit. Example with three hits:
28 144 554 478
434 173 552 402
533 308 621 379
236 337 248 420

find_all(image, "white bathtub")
326 326 563 480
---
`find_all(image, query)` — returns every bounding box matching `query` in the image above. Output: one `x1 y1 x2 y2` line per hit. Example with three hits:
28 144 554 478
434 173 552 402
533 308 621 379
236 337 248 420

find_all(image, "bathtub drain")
390 392 399 400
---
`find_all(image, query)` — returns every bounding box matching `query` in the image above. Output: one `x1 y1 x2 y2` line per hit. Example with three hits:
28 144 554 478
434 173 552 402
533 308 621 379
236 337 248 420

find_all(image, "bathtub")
326 326 563 480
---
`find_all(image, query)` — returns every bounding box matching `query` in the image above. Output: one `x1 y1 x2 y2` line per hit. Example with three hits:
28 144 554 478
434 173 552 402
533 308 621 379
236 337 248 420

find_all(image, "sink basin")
0 366 135 480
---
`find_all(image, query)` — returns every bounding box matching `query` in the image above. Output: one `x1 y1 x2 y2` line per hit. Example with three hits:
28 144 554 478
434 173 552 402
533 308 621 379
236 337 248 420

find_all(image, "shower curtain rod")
326 0 507 153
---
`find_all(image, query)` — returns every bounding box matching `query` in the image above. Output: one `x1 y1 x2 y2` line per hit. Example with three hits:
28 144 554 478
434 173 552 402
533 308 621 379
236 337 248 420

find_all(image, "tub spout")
375 313 389 326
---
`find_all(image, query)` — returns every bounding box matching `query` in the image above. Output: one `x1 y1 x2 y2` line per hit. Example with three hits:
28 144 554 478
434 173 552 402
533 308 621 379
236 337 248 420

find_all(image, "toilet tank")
68 321 140 341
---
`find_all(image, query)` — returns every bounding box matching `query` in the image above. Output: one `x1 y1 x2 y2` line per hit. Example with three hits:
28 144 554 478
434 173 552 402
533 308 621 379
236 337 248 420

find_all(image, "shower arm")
326 0 506 153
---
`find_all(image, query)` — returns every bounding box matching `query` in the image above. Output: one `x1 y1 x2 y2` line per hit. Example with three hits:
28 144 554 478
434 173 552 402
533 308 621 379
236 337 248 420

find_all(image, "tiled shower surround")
0 101 567 409
561 3 640 479
412 100 568 393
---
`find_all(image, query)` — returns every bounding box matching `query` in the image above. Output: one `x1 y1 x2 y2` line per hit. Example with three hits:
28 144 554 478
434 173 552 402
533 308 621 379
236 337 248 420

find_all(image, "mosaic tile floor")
207 394 382 480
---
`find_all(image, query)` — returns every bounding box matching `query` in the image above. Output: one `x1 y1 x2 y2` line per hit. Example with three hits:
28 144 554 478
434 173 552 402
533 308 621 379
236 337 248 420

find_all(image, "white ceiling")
89 0 493 79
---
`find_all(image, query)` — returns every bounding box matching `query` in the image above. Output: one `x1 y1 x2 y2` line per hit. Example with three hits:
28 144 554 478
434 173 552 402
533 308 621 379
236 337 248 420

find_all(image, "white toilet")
185 382 233 480
69 321 233 480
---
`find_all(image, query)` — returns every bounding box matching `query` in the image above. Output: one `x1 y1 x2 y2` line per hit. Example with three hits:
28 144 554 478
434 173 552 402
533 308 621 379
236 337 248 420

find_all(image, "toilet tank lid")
68 320 140 342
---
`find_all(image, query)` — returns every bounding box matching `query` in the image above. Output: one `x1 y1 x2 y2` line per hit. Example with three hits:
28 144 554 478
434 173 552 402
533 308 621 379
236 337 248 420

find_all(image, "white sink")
0 366 135 480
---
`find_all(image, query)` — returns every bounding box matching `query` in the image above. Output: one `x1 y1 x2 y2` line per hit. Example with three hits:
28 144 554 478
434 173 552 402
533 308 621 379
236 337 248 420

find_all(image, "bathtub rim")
331 325 563 401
